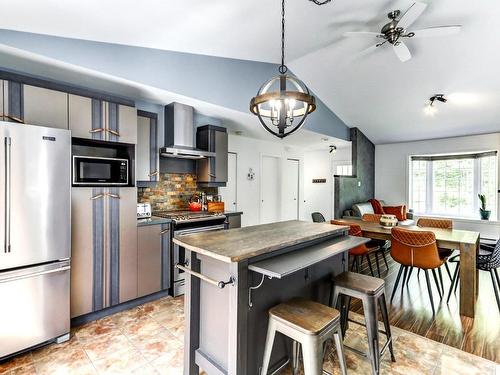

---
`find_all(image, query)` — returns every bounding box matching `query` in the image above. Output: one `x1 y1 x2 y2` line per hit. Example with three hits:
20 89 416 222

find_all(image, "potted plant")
478 194 491 220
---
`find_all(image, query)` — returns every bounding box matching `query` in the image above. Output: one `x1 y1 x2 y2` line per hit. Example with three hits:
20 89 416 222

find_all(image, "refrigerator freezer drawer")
0 261 70 358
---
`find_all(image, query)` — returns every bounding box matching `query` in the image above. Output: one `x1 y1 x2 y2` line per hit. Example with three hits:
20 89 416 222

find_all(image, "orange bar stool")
390 227 445 315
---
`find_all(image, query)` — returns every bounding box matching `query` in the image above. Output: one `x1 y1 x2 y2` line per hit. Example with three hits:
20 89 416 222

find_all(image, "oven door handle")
174 224 225 236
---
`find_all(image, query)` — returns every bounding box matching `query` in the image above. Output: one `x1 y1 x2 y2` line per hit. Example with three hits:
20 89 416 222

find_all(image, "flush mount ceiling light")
250 0 329 138
424 94 446 116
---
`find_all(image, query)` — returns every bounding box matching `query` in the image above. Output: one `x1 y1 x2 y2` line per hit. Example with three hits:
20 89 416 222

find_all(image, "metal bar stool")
261 298 347 375
330 272 395 375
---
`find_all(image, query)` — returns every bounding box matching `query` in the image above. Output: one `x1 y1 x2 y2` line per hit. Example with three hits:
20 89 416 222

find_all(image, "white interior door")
283 159 300 220
261 155 280 224
220 152 237 211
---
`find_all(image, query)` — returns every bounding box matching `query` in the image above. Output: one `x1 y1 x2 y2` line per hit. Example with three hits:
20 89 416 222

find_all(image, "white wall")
375 132 500 237
227 134 339 227
303 150 335 222
227 134 305 227
331 145 352 175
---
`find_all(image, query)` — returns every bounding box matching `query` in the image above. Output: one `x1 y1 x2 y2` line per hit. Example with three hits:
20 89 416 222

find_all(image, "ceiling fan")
343 2 461 62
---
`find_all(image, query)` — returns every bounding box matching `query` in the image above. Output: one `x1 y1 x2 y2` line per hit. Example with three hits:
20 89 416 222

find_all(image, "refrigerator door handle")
4 136 11 253
0 265 70 284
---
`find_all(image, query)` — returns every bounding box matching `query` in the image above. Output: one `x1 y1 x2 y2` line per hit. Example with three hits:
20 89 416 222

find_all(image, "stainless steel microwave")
72 155 129 186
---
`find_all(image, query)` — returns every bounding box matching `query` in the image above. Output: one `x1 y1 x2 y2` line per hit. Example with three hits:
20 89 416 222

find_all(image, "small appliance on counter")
137 203 152 219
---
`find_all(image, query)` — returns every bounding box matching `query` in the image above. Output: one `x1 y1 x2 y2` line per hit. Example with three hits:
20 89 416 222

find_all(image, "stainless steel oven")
172 223 225 296
72 155 128 186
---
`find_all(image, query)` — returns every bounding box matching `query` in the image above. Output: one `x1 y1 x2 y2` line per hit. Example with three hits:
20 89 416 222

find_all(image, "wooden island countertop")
173 220 349 263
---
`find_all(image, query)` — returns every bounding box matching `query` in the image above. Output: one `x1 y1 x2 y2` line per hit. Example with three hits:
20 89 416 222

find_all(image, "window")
336 164 352 176
409 151 498 220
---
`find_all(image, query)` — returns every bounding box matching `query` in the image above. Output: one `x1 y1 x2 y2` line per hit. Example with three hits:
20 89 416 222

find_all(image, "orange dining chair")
361 213 383 223
416 217 454 283
361 214 390 276
390 227 446 315
331 220 379 276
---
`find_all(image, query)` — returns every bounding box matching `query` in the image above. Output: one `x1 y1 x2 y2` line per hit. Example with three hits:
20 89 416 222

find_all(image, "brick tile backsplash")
138 173 217 211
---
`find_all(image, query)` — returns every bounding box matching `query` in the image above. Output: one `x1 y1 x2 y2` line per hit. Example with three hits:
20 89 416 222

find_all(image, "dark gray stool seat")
330 272 395 375
334 271 385 296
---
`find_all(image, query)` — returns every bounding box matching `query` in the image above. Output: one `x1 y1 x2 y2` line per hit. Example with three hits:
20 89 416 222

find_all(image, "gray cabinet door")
70 188 97 318
136 115 151 181
2 81 23 124
23 85 68 129
137 225 163 297
69 94 93 139
0 80 3 120
116 187 138 303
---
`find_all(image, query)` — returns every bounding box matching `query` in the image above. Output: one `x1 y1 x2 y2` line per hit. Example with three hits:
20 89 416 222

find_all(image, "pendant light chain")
279 0 287 74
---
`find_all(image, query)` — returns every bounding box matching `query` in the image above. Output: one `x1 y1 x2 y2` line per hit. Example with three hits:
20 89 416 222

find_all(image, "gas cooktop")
153 210 225 223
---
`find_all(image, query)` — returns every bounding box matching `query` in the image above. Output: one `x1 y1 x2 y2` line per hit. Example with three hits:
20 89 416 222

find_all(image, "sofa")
343 200 415 226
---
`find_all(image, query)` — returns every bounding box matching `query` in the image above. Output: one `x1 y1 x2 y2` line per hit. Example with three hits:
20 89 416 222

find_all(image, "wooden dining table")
332 219 481 318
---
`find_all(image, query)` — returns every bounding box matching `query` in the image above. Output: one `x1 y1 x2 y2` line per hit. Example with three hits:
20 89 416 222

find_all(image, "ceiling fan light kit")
344 1 462 62
250 0 331 139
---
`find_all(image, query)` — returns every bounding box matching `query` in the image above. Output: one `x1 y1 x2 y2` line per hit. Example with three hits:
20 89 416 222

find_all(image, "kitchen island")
173 220 368 375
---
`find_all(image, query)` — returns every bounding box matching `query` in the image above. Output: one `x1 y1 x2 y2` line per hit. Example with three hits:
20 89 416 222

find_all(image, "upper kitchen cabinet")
69 96 137 144
196 125 228 186
23 85 69 129
0 80 3 120
1 81 24 124
136 111 158 182
68 94 93 139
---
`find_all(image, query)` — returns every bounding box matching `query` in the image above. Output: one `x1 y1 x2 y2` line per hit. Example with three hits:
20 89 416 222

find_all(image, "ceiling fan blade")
393 42 412 62
343 31 382 38
359 43 381 55
398 2 427 30
411 25 462 37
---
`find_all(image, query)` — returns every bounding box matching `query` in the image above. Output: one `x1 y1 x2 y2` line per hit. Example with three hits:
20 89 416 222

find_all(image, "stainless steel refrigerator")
0 121 71 358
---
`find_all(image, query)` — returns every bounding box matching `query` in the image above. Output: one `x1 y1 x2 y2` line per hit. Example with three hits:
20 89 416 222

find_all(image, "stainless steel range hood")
160 102 216 159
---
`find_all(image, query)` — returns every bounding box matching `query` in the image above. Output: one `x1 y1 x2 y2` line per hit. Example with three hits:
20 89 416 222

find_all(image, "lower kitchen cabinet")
137 223 171 297
70 187 138 318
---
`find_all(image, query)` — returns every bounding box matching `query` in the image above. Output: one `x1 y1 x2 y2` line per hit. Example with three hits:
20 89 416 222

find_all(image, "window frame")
408 151 498 220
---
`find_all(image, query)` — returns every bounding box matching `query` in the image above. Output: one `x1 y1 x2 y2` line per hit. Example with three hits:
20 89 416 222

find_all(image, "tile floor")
0 296 498 374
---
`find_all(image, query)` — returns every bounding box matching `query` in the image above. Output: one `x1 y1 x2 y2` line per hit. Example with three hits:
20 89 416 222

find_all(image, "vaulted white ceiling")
1 0 499 144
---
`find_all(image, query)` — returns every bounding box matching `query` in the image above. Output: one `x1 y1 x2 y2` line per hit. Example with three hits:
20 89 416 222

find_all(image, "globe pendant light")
250 0 317 139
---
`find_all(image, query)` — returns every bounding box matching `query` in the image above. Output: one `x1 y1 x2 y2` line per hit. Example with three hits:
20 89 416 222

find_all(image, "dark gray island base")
173 220 368 375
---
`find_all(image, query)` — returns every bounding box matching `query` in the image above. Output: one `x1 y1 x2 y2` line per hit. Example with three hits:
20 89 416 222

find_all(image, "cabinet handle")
148 171 159 177
90 194 104 200
107 193 120 199
159 228 170 235
107 129 120 137
89 128 105 134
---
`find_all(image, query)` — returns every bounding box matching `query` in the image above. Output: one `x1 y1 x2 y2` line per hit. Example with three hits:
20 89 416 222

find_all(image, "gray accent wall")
334 128 375 219
0 29 350 141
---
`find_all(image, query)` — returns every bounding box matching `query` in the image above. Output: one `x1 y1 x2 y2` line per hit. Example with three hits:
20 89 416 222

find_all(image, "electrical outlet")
358 181 361 187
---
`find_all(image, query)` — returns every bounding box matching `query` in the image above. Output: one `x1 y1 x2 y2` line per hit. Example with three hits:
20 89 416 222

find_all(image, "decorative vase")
380 214 398 229
479 209 491 220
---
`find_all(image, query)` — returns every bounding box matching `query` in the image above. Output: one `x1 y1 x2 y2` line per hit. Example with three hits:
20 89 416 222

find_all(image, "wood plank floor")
348 250 500 363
